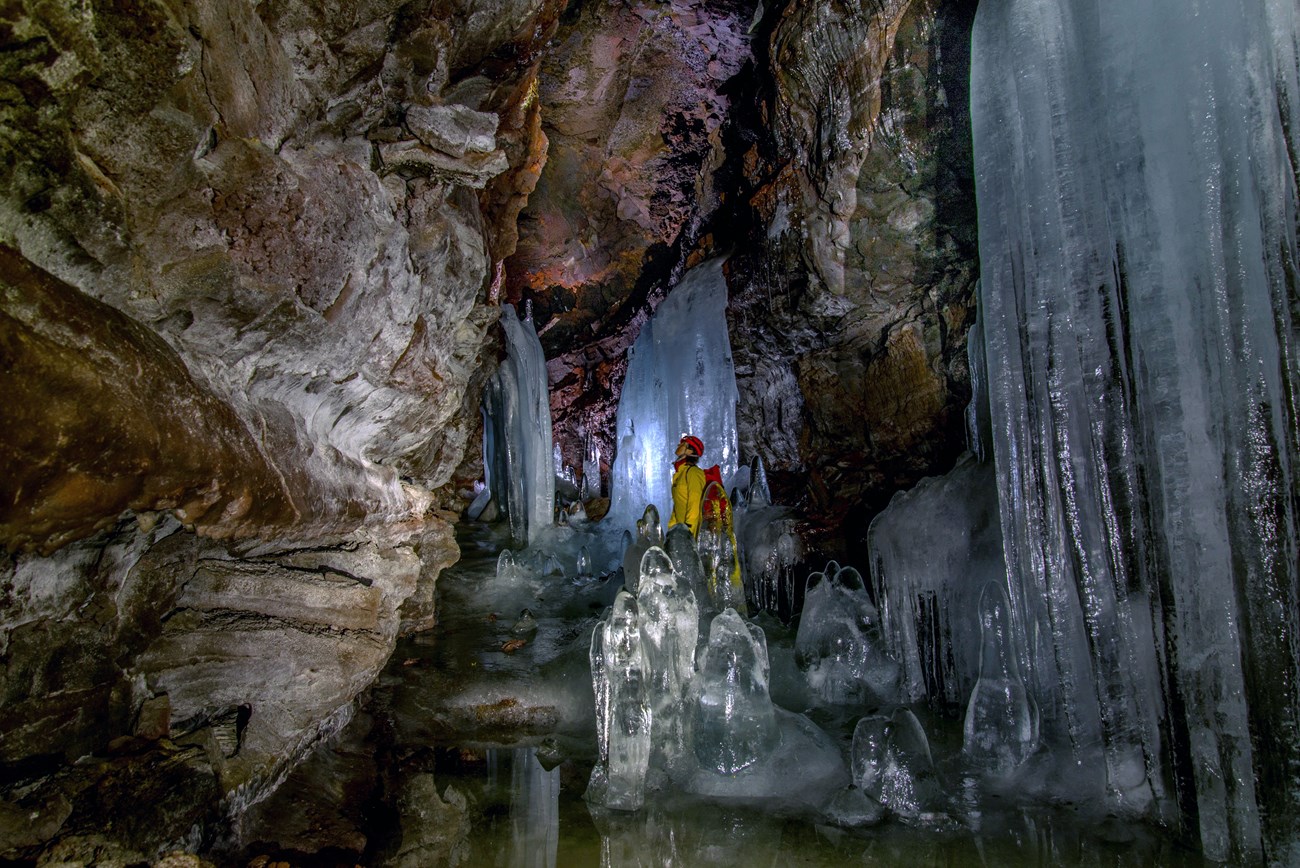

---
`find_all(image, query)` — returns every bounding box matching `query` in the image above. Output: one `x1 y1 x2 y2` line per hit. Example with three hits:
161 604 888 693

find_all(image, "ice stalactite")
969 0 1300 860
483 304 556 545
606 258 740 534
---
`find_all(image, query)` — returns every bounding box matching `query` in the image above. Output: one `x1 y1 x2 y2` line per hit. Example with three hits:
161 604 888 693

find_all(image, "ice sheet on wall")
606 258 740 534
971 0 1300 861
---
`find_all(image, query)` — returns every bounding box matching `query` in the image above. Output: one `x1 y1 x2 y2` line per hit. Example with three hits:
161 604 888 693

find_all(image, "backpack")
700 465 732 533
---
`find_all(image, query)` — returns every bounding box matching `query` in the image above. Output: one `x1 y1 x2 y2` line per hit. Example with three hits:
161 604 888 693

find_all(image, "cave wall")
0 0 556 858
507 0 980 554
727 0 980 552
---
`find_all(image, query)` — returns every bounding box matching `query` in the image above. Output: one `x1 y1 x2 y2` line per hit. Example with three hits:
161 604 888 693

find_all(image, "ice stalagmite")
482 304 556 545
636 547 699 767
869 455 1006 708
621 505 663 594
692 608 778 774
606 258 740 534
851 708 942 820
794 564 900 706
962 582 1038 774
973 0 1300 859
587 590 652 811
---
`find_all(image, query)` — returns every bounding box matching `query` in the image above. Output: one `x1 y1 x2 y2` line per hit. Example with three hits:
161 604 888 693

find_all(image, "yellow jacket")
670 461 707 536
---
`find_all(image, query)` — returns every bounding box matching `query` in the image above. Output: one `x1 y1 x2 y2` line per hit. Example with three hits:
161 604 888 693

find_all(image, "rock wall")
725 0 979 552
0 0 557 858
505 0 980 554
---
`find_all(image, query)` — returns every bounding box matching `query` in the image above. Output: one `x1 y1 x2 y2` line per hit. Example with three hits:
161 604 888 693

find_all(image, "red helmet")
677 435 704 458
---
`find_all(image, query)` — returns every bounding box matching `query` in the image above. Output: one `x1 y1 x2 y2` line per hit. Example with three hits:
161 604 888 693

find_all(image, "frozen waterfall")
966 0 1300 862
606 258 740 533
482 304 556 545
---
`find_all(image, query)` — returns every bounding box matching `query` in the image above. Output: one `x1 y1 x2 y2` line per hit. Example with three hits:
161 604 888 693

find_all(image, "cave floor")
232 523 1207 867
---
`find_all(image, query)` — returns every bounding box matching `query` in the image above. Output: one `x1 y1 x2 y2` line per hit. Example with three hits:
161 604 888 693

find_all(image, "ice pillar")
483 304 556 544
973 0 1300 860
606 258 740 533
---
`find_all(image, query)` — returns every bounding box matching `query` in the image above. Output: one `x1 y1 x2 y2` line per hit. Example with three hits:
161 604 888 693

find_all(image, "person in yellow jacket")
670 434 708 534
670 434 745 613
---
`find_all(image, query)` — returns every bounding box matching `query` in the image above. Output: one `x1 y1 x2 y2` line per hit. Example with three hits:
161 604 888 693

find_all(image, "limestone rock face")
0 0 554 856
504 0 755 463
726 0 980 548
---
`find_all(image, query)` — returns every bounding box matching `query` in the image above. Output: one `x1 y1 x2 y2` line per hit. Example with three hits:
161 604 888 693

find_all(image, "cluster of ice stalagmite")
587 540 847 813
481 304 556 545
793 562 900 706
605 258 740 534
857 0 1300 862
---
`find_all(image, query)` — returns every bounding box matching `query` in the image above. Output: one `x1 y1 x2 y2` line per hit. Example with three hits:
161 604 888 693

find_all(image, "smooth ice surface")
636 546 699 767
691 608 778 775
794 564 900 706
588 590 652 811
851 708 944 820
606 258 740 534
972 0 1300 859
963 582 1038 774
483 304 556 544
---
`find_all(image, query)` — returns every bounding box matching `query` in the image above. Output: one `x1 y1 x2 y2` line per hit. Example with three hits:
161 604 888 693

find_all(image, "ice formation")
734 457 801 614
942 0 1300 859
481 304 556 544
621 505 663 594
636 547 700 768
851 709 943 821
691 608 778 775
870 454 1005 707
606 258 740 534
696 524 744 616
794 563 900 706
663 524 715 644
962 582 1038 773
588 590 652 811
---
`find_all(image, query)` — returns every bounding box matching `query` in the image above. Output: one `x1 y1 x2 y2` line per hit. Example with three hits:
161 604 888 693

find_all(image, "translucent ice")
972 0 1300 859
664 524 716 644
962 582 1038 774
851 708 943 820
482 304 555 544
605 258 740 534
697 526 745 616
587 590 652 811
691 608 778 774
794 564 900 706
621 505 663 594
636 547 699 767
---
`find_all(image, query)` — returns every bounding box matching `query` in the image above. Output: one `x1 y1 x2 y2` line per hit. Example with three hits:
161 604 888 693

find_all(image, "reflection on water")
426 747 1204 868
499 748 559 868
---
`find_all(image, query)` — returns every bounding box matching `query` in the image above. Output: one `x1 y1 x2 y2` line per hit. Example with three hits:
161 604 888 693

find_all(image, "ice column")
588 590 652 811
606 258 740 533
483 304 556 544
973 0 1300 860
962 582 1038 774
692 608 778 774
636 547 699 767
